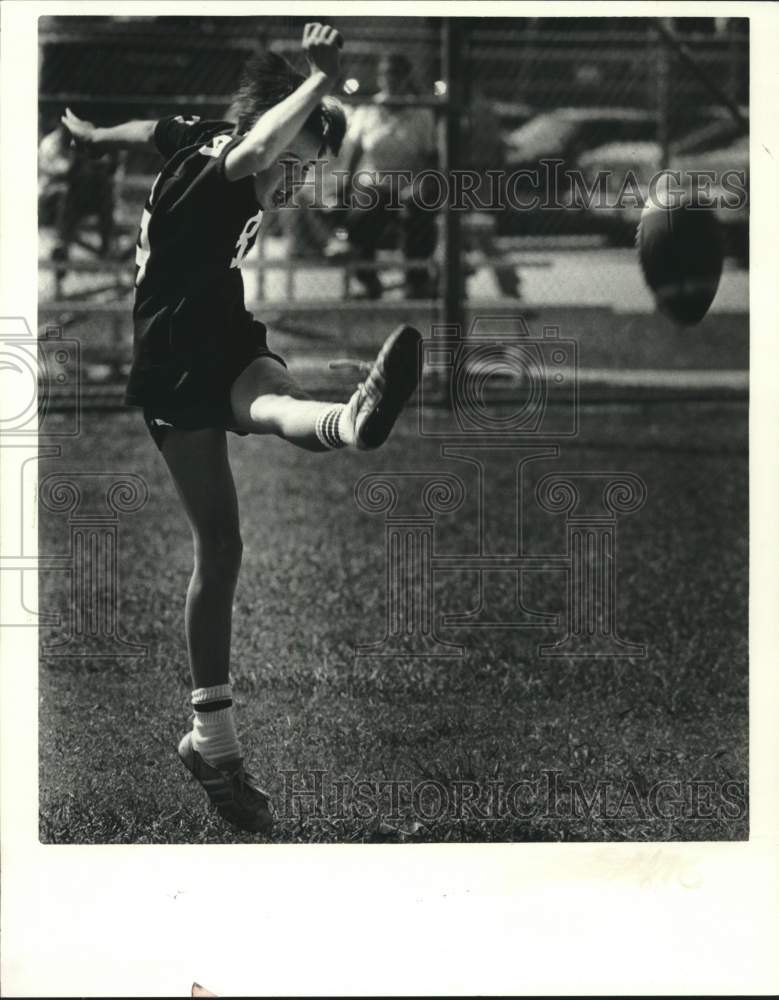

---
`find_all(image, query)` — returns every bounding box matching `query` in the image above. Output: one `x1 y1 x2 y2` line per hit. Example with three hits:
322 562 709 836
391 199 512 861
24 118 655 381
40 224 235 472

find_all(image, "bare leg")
230 356 343 451
160 427 242 689
230 326 422 453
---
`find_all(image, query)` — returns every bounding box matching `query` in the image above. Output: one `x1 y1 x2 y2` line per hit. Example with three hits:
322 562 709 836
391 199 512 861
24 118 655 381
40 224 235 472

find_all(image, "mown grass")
38 396 748 843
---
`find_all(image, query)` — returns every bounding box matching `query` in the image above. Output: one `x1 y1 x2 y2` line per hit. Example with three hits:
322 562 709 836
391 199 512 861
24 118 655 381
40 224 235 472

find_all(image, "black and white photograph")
1 2 777 996
33 8 751 845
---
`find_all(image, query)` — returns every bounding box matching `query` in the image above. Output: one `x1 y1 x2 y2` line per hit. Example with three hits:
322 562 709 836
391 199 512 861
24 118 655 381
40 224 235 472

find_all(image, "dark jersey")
126 114 266 406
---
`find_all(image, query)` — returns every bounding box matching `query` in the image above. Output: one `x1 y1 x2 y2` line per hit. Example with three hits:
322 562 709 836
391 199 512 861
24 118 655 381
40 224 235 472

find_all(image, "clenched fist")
302 22 343 81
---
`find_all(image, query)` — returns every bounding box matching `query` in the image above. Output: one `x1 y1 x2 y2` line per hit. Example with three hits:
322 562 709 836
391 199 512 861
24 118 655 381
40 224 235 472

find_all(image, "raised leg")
229 356 336 451
230 325 423 452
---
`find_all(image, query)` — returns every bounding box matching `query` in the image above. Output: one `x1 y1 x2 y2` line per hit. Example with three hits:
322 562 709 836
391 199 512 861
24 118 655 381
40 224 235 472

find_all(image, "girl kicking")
62 23 422 835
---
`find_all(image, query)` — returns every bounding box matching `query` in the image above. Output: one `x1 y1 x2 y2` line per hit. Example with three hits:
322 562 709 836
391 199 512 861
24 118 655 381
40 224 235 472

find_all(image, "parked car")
503 106 658 166
492 99 535 139
498 107 658 234
578 126 748 264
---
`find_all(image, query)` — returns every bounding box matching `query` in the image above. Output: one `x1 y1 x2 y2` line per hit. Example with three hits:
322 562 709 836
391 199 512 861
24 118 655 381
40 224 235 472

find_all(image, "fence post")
656 18 672 167
440 18 465 347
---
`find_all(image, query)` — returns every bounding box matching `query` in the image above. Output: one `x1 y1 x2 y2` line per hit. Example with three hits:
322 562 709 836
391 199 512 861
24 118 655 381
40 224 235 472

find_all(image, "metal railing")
38 16 748 348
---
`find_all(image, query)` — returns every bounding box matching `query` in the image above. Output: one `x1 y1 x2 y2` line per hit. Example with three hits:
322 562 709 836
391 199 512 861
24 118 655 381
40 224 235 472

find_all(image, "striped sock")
315 405 347 449
191 683 241 766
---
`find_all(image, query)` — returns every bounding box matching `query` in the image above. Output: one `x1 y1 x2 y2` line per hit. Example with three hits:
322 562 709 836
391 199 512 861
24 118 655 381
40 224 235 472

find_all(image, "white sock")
315 405 348 449
191 683 241 766
337 400 357 446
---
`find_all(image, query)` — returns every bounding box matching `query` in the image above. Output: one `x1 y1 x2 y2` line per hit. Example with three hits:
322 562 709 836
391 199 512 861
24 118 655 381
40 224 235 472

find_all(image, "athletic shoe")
177 731 274 835
345 324 422 450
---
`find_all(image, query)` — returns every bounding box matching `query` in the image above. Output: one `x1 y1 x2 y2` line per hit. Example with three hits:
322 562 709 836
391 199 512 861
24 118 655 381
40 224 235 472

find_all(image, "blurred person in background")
337 52 438 300
39 119 118 276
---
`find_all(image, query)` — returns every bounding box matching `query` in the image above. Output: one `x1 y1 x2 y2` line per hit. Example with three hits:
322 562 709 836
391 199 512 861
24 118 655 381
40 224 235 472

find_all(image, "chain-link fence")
38 15 748 384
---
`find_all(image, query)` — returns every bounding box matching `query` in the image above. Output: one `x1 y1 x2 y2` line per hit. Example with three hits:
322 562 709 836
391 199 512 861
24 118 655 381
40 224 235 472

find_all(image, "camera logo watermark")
355 316 646 659
0 320 81 439
419 318 577 437
0 316 148 657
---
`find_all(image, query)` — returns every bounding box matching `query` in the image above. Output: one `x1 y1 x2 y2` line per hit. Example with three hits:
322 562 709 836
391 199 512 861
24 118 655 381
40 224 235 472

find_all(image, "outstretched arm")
61 107 156 152
224 22 343 181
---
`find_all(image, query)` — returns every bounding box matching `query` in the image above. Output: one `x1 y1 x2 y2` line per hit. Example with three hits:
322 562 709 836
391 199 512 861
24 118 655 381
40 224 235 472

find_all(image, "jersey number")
135 172 162 286
199 134 232 159
230 209 263 268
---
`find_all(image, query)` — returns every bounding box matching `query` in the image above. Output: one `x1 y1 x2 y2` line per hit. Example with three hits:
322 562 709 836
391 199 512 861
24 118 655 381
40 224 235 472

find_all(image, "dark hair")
377 52 417 96
380 52 413 78
230 50 346 157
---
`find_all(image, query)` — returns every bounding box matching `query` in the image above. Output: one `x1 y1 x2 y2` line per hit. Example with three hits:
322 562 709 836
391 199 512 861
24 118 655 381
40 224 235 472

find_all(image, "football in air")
637 173 724 326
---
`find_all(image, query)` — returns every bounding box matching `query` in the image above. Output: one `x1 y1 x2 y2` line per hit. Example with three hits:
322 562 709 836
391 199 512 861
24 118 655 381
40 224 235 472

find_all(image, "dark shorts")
135 320 287 451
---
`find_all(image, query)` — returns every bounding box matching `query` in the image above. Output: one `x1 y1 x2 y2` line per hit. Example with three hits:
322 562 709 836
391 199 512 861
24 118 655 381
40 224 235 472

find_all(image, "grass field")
38 388 748 844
